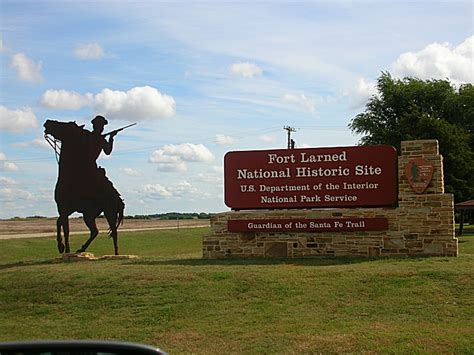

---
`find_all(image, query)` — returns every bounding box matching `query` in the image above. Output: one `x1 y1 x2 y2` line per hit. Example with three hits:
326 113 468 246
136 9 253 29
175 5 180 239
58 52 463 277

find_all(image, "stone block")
264 242 288 257
423 243 444 254
383 238 405 249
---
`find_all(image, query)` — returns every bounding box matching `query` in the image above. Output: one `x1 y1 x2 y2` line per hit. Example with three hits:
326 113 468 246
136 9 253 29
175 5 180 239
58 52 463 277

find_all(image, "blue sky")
1 0 473 218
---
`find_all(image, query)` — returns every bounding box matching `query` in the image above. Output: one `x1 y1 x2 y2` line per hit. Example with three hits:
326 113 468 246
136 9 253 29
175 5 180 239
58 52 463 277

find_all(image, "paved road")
0 224 210 240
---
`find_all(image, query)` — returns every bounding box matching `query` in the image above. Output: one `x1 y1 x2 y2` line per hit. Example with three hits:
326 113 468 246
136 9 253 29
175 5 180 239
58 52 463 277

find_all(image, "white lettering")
300 194 321 202
237 168 291 179
259 184 310 193
343 182 379 190
309 221 332 228
324 194 358 202
296 166 350 177
300 151 347 163
248 222 283 229
268 153 295 164
345 220 366 228
354 165 382 176
261 195 297 203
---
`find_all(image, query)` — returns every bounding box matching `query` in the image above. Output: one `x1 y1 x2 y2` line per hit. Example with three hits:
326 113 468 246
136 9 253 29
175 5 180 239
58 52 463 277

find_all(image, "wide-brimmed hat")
91 115 108 126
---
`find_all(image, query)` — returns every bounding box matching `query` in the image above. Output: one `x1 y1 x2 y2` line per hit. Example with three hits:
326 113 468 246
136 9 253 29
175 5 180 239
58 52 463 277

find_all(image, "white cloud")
11 53 43 82
0 39 5 52
142 184 173 200
229 62 263 78
348 36 474 110
0 177 17 185
392 35 474 84
167 180 192 198
40 90 92 110
119 167 141 176
149 150 187 172
0 153 19 172
0 105 38 133
282 93 316 113
160 143 215 163
2 162 19 172
259 134 277 143
94 86 176 120
13 138 51 150
346 78 378 109
40 86 176 121
215 134 236 145
197 167 223 184
74 42 105 60
141 181 209 201
0 188 33 201
149 143 214 172
168 180 210 200
33 138 51 149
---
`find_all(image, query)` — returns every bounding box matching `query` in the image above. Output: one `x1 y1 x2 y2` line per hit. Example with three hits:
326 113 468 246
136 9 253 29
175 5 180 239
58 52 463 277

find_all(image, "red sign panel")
228 218 389 232
224 145 397 209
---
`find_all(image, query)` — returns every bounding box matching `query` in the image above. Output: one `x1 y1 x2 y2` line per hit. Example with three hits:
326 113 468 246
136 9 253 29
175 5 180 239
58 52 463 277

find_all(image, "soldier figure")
86 115 118 196
88 115 117 164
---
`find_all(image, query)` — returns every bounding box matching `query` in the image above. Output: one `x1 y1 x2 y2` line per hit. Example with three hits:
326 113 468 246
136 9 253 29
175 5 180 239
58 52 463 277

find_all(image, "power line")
4 124 352 164
298 125 348 131
5 124 353 164
3 125 285 163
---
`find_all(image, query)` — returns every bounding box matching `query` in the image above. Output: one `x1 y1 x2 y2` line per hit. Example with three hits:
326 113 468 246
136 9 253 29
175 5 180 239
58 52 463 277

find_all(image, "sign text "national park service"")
224 145 397 209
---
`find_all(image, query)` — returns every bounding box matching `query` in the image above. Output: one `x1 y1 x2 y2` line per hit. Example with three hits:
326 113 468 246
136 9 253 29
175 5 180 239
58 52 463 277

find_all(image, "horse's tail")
116 196 125 230
108 193 124 235
108 186 125 235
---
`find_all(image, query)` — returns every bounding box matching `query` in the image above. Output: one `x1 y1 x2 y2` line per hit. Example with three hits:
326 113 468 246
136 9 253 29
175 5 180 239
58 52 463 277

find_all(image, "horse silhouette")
44 120 124 255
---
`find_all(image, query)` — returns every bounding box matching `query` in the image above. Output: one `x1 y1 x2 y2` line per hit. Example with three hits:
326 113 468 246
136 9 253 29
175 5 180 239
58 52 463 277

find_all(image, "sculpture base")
60 253 139 261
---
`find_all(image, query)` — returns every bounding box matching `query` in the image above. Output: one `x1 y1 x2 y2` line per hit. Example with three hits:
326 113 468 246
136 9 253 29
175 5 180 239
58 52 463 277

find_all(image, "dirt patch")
0 218 210 235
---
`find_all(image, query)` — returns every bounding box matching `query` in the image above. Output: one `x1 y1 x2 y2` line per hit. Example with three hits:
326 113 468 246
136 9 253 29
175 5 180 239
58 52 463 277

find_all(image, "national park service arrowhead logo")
404 158 434 194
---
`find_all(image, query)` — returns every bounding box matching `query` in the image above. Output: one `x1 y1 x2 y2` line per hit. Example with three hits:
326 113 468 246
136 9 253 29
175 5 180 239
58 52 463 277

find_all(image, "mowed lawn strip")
0 226 473 354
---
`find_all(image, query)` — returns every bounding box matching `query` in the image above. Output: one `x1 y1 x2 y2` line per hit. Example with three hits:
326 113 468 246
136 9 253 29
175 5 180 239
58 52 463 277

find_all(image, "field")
0 217 209 236
1 222 473 354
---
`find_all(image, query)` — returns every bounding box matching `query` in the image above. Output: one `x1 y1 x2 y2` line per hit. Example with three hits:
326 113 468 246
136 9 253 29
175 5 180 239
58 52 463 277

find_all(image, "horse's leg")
111 228 118 256
63 215 70 253
76 212 99 253
56 216 65 253
104 210 119 255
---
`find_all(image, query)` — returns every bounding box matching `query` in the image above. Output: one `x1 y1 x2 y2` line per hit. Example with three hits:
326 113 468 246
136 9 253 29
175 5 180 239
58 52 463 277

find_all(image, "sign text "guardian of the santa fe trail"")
224 145 397 209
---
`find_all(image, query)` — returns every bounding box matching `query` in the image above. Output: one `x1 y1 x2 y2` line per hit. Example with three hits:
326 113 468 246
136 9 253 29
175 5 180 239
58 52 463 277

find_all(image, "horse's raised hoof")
57 242 65 254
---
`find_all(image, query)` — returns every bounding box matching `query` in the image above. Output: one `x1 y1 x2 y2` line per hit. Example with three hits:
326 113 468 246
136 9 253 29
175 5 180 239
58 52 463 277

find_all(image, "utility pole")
283 126 297 149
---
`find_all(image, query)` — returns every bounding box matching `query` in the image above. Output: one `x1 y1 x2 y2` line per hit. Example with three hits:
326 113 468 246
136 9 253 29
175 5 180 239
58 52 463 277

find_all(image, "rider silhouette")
88 115 116 162
85 115 118 196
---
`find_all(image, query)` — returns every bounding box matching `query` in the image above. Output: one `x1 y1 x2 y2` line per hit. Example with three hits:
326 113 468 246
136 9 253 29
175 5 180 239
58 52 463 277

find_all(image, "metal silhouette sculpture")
44 116 130 255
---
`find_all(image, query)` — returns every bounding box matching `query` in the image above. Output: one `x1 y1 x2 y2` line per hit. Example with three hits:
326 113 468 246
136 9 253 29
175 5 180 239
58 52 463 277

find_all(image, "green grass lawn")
1 227 473 354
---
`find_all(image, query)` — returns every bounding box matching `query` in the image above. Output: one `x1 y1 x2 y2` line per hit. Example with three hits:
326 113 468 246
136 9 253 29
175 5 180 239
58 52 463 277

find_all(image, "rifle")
103 123 136 137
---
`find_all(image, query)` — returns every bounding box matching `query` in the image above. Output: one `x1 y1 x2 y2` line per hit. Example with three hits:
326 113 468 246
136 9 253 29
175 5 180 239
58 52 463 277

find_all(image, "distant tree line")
124 212 212 220
6 213 212 220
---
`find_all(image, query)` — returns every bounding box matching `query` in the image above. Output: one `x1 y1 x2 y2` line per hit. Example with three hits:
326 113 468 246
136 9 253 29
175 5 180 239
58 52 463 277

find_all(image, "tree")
349 72 474 203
